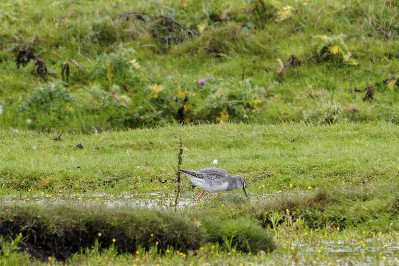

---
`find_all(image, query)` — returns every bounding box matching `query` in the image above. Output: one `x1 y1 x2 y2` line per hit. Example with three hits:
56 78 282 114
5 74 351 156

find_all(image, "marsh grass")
1 123 398 262
0 203 274 261
251 181 399 231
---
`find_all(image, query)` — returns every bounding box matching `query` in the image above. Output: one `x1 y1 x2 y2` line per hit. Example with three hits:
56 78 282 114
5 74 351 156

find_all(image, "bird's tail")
179 169 200 178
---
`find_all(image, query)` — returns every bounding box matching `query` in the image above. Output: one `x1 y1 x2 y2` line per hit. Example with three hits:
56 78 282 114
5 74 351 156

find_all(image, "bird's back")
179 168 233 192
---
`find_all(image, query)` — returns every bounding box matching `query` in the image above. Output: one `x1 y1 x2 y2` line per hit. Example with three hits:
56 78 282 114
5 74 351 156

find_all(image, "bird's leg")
197 190 205 201
211 192 216 199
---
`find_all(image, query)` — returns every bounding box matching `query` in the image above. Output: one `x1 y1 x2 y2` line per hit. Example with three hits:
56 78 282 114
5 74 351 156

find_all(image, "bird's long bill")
242 187 248 198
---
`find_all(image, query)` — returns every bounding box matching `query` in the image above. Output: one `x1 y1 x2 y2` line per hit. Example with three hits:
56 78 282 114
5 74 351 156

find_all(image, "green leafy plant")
90 46 139 90
197 80 267 123
19 83 73 129
313 35 358 65
304 104 342 125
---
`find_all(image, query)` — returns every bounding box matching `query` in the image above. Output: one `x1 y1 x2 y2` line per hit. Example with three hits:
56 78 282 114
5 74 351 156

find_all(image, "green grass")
1 0 399 130
1 122 399 194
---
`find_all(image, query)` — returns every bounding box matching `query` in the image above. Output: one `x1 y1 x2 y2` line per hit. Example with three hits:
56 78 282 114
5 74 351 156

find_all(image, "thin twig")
174 137 183 211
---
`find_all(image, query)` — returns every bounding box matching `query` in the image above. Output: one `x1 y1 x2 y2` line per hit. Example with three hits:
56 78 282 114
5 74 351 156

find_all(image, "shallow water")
1 192 398 263
272 237 399 264
0 192 197 208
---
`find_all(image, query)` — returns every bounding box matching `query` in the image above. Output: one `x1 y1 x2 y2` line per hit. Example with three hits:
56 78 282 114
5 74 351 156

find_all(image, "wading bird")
179 168 248 201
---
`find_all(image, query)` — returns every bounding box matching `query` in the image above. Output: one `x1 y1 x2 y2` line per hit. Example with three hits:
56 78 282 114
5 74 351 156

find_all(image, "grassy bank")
1 0 399 130
0 203 274 261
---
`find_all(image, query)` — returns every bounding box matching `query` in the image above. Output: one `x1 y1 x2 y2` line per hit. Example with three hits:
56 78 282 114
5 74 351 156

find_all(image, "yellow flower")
176 88 187 99
112 238 116 243
289 184 293 188
216 108 229 123
149 84 164 98
98 233 101 237
308 186 312 190
330 45 340 55
361 243 366 247
136 250 139 255
198 24 206 34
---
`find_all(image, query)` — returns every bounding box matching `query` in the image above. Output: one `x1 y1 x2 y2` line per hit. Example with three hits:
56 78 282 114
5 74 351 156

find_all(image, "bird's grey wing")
179 170 206 179
198 168 230 179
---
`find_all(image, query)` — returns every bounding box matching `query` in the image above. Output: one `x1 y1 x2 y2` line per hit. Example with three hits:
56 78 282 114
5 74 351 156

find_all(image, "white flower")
212 159 218 165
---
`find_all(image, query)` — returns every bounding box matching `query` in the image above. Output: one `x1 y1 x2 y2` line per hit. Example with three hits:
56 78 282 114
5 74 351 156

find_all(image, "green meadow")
1 0 399 264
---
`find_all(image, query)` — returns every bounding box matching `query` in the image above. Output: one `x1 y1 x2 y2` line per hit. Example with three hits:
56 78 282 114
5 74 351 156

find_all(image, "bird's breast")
190 178 229 192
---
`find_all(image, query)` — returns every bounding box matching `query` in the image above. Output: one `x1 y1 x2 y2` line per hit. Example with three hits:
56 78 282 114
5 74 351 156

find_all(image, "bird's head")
233 175 248 198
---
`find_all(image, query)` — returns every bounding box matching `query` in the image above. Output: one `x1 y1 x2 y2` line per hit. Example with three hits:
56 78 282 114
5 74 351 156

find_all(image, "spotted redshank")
179 168 248 201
